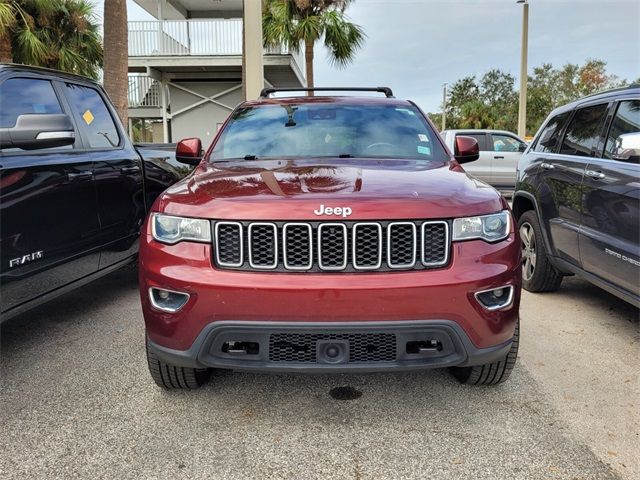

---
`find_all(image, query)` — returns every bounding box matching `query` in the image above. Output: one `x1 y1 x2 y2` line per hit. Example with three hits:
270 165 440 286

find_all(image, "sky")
98 0 640 113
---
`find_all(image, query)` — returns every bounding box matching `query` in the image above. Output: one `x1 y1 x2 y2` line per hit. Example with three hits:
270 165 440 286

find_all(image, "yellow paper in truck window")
82 110 94 125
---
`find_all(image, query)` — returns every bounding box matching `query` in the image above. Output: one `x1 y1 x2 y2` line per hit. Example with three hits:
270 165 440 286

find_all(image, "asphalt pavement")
1 268 637 480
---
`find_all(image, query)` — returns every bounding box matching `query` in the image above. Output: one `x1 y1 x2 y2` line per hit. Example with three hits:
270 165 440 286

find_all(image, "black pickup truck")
0 65 193 321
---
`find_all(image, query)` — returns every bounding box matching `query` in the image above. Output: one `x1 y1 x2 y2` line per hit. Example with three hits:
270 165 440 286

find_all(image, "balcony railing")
128 19 304 74
128 75 161 108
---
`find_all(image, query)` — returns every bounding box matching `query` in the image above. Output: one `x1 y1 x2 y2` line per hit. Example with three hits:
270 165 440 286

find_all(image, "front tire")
451 319 520 386
146 337 210 389
518 210 563 292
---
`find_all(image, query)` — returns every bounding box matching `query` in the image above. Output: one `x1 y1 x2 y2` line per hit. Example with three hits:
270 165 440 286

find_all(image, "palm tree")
102 0 128 125
0 0 102 79
263 0 365 92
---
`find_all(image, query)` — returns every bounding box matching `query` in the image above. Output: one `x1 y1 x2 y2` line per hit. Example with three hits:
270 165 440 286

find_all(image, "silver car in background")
440 129 527 188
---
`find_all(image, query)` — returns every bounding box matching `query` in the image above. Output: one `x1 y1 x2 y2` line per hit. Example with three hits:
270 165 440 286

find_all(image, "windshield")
210 103 448 162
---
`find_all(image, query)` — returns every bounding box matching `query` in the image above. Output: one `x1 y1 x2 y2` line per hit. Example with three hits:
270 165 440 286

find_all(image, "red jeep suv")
139 87 521 389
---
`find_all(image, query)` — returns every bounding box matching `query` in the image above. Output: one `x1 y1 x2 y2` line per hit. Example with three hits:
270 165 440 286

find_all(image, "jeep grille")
212 220 449 272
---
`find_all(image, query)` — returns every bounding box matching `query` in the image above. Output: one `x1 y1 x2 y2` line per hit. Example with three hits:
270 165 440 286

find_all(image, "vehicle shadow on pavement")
538 276 638 328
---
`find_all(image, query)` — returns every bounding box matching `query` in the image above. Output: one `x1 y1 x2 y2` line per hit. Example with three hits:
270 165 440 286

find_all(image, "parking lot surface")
1 268 637 480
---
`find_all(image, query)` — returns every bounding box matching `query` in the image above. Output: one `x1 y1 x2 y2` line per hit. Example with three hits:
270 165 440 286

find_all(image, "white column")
243 0 264 100
157 0 165 54
161 78 169 143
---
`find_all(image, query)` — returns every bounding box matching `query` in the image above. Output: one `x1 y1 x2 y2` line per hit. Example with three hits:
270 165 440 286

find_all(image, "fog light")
149 287 190 313
474 285 514 311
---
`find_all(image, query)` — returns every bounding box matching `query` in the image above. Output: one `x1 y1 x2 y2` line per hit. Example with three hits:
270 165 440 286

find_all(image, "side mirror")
176 138 203 165
519 143 527 152
0 114 75 150
454 135 480 164
612 132 640 163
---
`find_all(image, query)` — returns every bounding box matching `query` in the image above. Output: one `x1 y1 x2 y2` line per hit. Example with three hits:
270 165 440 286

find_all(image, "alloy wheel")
520 222 537 281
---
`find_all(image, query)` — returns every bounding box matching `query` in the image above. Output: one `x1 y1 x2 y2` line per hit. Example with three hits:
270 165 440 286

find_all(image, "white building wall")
168 81 244 146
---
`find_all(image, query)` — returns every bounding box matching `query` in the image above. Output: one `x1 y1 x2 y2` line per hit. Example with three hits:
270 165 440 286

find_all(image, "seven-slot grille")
213 220 449 272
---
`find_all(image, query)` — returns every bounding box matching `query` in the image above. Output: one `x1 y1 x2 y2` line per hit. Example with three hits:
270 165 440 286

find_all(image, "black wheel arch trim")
512 190 556 261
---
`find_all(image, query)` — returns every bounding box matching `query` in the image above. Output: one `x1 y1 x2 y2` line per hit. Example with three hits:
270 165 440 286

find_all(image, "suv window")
456 133 487 151
559 103 608 157
491 134 523 152
212 103 448 162
603 100 640 162
533 112 570 153
63 83 120 149
0 78 63 128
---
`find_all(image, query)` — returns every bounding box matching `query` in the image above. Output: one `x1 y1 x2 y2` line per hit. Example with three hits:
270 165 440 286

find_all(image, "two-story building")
127 0 306 145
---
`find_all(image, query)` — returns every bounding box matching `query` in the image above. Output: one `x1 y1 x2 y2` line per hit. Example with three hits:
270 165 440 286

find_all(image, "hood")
156 158 506 220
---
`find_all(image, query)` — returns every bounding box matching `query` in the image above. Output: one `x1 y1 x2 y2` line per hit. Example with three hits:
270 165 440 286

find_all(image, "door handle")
120 166 141 175
585 170 606 180
67 171 93 181
541 162 555 170
494 156 505 159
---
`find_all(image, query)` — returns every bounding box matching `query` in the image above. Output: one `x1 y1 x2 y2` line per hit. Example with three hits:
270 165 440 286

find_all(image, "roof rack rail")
259 87 395 99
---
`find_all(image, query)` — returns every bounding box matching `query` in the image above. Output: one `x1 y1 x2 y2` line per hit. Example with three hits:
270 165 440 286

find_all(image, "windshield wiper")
243 154 258 160
338 153 354 158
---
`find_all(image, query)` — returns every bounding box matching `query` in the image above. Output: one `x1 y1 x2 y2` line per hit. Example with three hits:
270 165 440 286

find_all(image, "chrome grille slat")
387 222 417 269
421 221 449 266
353 222 382 270
283 223 313 270
317 223 348 270
214 222 243 267
248 222 278 269
212 220 450 272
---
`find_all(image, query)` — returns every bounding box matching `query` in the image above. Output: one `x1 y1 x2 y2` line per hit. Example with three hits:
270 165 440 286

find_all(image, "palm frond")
294 14 323 43
15 26 50 65
0 2 17 33
322 9 364 67
263 0 296 50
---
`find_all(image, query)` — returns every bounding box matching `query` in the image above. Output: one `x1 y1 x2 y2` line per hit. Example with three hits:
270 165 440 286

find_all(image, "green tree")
263 0 365 91
0 0 102 79
435 59 631 135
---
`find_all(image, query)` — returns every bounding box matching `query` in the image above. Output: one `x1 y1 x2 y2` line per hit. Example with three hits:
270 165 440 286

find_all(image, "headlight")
151 213 211 244
452 211 510 242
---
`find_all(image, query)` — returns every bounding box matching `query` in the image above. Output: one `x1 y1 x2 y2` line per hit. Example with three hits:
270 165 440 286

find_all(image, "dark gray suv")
513 86 639 307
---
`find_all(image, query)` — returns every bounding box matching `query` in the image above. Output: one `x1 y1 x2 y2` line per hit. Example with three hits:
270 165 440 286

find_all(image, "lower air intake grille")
269 333 397 363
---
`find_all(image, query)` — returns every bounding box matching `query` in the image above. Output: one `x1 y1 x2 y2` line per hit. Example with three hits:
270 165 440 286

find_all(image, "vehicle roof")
0 63 99 85
549 85 640 117
242 95 415 108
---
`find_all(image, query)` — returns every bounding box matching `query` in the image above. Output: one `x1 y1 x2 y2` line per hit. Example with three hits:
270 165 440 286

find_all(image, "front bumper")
139 231 521 360
147 320 514 372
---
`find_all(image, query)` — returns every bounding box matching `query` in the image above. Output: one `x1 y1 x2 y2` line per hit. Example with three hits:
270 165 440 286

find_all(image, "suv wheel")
518 210 563 292
146 337 210 389
451 319 519 386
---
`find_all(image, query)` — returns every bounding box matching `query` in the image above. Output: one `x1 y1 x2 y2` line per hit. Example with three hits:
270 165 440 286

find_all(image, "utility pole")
441 82 448 131
517 0 529 139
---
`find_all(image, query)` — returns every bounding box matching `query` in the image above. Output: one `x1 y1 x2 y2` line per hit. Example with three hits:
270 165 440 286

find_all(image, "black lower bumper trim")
147 320 513 373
